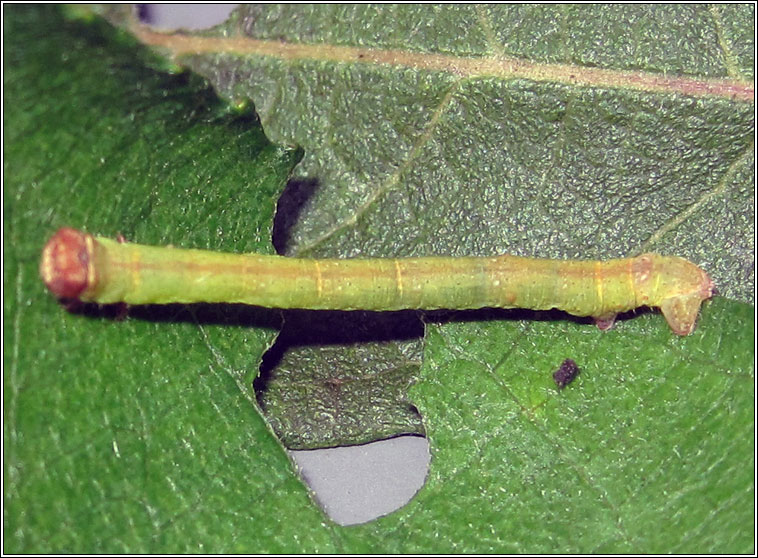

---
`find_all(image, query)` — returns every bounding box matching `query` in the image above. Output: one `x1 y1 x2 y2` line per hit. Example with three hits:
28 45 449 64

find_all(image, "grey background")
140 3 431 526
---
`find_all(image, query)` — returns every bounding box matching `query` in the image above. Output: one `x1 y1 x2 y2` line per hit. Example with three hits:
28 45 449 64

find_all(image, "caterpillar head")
40 228 95 301
633 253 714 335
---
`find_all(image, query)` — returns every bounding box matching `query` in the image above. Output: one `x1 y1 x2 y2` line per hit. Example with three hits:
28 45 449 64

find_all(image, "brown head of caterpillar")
40 227 95 301
632 253 715 335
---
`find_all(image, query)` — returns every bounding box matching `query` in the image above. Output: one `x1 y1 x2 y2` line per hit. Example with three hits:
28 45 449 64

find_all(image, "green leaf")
4 5 754 553
365 296 754 553
4 5 327 553
131 4 755 449
170 5 753 276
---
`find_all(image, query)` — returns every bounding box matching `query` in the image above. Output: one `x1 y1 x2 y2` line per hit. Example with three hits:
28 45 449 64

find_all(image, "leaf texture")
4 5 754 553
125 4 755 448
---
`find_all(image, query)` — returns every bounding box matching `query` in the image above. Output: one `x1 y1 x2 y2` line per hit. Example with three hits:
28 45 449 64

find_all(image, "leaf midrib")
131 25 754 102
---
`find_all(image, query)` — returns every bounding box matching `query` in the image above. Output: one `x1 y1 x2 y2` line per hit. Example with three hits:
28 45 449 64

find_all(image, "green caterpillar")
41 227 714 335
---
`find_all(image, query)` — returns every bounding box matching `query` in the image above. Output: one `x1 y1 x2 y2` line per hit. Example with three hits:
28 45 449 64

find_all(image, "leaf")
139 5 754 273
4 6 328 553
4 5 754 553
123 4 755 448
356 296 754 553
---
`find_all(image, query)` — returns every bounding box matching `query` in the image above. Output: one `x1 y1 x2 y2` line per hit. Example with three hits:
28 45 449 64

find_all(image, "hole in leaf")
254 311 430 524
289 435 431 526
255 310 426 449
139 4 238 30
272 177 322 255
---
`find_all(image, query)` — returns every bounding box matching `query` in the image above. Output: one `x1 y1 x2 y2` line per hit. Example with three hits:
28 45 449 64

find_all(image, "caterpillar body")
40 228 714 335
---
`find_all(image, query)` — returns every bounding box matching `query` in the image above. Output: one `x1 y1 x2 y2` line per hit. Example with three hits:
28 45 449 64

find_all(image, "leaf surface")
4 5 754 553
341 297 753 553
4 6 329 553
124 4 755 448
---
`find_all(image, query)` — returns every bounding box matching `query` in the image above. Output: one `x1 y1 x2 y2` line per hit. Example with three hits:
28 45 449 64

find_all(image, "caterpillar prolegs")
40 228 714 335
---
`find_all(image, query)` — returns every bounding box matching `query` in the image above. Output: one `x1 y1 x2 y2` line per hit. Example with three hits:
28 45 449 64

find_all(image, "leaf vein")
295 81 464 255
708 4 745 81
473 5 503 57
637 141 755 253
133 25 755 102
5 266 25 479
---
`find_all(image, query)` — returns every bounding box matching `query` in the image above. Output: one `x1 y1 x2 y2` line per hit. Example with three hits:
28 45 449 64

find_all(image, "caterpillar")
40 228 714 335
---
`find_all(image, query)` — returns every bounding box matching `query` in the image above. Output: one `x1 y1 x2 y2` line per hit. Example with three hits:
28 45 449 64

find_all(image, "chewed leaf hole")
254 309 426 449
252 309 430 524
139 4 237 30
289 435 431 526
